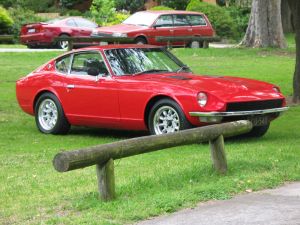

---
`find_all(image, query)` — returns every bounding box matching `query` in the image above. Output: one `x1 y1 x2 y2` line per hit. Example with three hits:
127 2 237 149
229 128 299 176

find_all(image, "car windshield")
122 12 158 27
105 48 189 76
46 18 63 24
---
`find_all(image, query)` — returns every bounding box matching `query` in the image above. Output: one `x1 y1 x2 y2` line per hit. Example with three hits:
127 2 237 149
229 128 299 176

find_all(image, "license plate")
28 28 35 33
249 116 269 126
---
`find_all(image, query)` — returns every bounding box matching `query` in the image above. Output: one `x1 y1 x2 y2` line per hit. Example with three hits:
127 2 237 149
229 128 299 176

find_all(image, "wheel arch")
144 95 180 129
33 89 62 113
134 35 148 44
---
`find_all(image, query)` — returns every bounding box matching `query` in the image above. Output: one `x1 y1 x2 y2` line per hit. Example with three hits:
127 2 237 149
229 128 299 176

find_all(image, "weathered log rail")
54 36 135 51
0 35 13 43
155 35 221 48
53 120 252 201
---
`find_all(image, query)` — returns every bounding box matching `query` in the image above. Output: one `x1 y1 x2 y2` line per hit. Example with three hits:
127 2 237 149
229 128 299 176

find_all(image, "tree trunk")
241 0 287 48
281 0 294 33
288 0 300 103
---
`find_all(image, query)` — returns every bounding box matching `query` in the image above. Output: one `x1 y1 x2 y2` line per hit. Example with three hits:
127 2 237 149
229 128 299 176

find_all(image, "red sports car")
20 17 98 49
16 45 288 136
91 10 214 47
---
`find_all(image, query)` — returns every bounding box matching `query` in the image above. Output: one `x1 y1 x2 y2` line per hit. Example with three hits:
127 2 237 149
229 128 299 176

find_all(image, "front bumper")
189 107 289 123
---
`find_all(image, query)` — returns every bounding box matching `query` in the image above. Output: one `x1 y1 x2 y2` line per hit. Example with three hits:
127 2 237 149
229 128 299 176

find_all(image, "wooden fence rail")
54 36 135 51
155 36 221 48
53 120 252 201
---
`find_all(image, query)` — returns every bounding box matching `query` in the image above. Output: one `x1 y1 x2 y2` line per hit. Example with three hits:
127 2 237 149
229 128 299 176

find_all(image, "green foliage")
0 0 55 12
90 0 116 25
160 0 190 10
150 5 173 11
115 0 144 13
226 6 250 37
186 0 238 39
59 9 83 16
60 0 84 9
105 12 130 25
8 7 44 42
0 6 13 34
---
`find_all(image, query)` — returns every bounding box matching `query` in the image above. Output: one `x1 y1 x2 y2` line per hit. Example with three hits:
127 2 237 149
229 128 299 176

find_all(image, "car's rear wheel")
148 99 191 135
245 123 270 138
135 37 147 45
35 93 70 134
57 34 69 49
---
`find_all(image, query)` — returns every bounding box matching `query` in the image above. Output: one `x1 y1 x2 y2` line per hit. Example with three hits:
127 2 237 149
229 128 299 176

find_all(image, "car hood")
137 73 283 102
95 24 148 34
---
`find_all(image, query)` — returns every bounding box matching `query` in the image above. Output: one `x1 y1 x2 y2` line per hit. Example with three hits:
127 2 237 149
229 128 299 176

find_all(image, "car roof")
142 10 204 15
72 44 163 52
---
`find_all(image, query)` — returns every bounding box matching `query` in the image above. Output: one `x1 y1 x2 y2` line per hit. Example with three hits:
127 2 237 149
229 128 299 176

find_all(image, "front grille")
226 99 283 112
92 32 113 38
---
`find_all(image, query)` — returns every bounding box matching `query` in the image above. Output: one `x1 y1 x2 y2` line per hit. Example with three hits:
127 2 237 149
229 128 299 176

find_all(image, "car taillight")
197 92 208 107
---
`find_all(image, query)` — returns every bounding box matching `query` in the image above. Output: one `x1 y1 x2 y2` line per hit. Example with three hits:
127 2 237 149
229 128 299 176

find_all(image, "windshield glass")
122 12 158 26
105 48 188 76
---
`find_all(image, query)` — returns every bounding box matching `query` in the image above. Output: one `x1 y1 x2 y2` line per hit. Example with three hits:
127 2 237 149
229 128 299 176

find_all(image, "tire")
245 123 270 138
57 34 69 49
35 93 70 134
148 99 191 135
135 37 147 45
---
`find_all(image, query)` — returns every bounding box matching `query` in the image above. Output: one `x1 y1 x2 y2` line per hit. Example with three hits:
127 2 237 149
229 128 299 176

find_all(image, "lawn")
0 45 299 224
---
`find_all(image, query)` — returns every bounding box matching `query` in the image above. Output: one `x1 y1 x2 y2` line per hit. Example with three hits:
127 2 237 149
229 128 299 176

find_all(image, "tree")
241 0 287 48
288 0 300 103
281 0 294 33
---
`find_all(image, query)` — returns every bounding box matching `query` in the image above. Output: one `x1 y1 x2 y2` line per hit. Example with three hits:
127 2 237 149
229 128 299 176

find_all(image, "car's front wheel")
35 93 70 134
148 99 191 135
245 123 270 138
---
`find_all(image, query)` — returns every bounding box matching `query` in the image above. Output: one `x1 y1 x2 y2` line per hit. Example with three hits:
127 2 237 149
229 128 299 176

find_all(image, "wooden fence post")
96 158 116 201
209 135 227 174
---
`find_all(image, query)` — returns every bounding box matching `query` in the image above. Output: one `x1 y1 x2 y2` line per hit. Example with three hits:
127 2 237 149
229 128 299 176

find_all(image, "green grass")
0 45 299 224
0 44 27 48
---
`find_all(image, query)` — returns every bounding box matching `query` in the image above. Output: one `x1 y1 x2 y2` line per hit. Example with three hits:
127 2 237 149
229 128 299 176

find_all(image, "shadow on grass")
68 127 149 139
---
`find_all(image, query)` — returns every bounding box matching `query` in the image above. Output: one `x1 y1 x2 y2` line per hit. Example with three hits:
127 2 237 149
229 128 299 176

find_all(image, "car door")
186 14 212 36
74 18 98 36
149 14 174 45
172 14 193 46
59 51 120 127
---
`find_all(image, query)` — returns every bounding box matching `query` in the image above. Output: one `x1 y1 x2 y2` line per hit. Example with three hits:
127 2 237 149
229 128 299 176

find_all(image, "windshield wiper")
134 69 169 76
176 65 190 73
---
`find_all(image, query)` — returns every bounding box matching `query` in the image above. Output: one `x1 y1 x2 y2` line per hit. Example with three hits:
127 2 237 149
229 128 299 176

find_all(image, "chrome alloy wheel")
153 106 180 134
38 99 58 131
59 40 68 49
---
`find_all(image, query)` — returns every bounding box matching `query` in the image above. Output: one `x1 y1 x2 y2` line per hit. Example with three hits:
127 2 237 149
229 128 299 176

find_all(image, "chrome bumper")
189 107 289 123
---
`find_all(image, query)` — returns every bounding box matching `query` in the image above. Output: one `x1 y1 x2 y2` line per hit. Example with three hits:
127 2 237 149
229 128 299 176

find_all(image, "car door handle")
188 28 193 32
67 84 75 89
170 30 174 32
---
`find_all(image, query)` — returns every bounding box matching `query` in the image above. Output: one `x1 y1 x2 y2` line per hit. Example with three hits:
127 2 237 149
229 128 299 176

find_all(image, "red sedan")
91 10 214 47
20 17 98 49
16 45 288 136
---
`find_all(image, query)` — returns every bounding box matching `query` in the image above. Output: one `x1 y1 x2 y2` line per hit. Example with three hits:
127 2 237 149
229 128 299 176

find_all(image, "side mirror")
87 67 99 76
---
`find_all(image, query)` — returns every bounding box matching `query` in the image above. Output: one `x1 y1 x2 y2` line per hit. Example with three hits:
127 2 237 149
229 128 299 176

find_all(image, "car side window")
173 14 190 26
154 15 173 27
187 15 207 26
74 18 98 28
70 52 109 76
56 56 71 74
66 19 77 27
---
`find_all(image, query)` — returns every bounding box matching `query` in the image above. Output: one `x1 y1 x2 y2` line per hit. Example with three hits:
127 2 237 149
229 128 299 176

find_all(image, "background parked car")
20 17 98 49
91 10 215 47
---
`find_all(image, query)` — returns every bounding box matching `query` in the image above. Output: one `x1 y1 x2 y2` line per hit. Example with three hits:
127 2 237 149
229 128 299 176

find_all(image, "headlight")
91 29 98 35
112 32 128 37
197 92 208 107
273 87 280 93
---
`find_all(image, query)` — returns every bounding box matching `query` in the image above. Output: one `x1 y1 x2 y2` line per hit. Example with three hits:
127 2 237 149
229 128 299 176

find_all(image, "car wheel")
57 34 69 49
148 99 191 135
245 123 270 138
35 93 70 134
135 37 147 45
